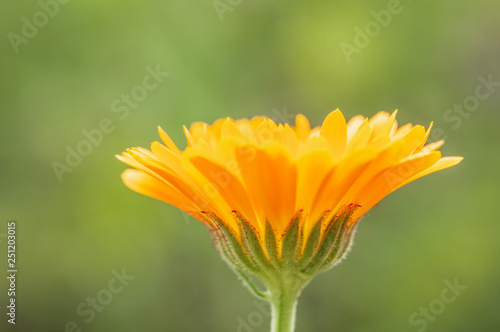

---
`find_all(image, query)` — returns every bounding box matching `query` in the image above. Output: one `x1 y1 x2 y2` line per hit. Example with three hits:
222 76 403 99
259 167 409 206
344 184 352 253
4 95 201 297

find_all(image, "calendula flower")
117 110 462 332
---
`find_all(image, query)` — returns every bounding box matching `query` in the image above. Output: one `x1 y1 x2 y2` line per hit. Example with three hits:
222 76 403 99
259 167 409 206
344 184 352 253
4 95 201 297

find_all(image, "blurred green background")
1 0 499 331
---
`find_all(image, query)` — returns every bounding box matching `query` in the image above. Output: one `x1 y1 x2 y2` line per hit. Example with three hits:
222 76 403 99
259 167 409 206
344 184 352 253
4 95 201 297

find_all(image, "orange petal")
353 151 442 219
121 169 197 212
158 126 181 156
394 156 463 190
236 143 297 237
188 155 260 230
295 150 335 213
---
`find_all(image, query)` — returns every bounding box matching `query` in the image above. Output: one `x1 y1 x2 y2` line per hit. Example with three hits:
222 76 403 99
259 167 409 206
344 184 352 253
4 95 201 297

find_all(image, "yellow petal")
158 126 182 156
188 122 209 143
347 115 365 140
368 111 391 137
378 110 398 138
183 125 196 147
415 122 433 153
283 123 300 155
320 109 347 160
399 125 426 158
295 114 311 141
150 141 184 175
296 136 332 159
422 140 444 152
221 117 243 138
346 120 372 153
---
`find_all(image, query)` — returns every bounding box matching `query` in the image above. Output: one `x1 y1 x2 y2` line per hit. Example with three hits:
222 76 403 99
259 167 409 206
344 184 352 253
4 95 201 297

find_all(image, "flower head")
117 110 462 275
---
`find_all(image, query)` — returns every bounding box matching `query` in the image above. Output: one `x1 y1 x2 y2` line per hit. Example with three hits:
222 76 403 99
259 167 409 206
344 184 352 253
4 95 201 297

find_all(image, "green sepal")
316 221 349 271
203 206 360 303
265 220 281 267
281 211 302 268
203 212 261 274
208 222 247 273
302 209 350 274
208 226 239 268
319 221 357 271
233 211 272 271
296 212 328 270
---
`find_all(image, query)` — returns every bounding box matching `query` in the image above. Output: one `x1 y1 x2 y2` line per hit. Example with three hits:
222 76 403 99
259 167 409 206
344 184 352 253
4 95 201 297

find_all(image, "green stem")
269 277 306 332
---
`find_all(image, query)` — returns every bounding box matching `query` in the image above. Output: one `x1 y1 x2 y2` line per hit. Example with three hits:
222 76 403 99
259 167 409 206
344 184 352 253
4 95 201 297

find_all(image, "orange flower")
118 110 461 242
117 109 462 331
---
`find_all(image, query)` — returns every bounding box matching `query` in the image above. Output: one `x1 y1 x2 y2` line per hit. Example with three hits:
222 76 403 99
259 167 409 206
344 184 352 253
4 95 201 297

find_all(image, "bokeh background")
1 0 499 331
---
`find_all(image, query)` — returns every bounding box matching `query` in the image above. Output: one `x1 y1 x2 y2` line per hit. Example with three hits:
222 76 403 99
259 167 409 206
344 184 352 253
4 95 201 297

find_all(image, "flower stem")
269 277 305 332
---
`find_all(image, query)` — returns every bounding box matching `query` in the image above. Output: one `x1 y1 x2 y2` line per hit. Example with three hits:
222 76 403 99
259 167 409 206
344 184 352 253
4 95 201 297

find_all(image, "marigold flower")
116 109 462 332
